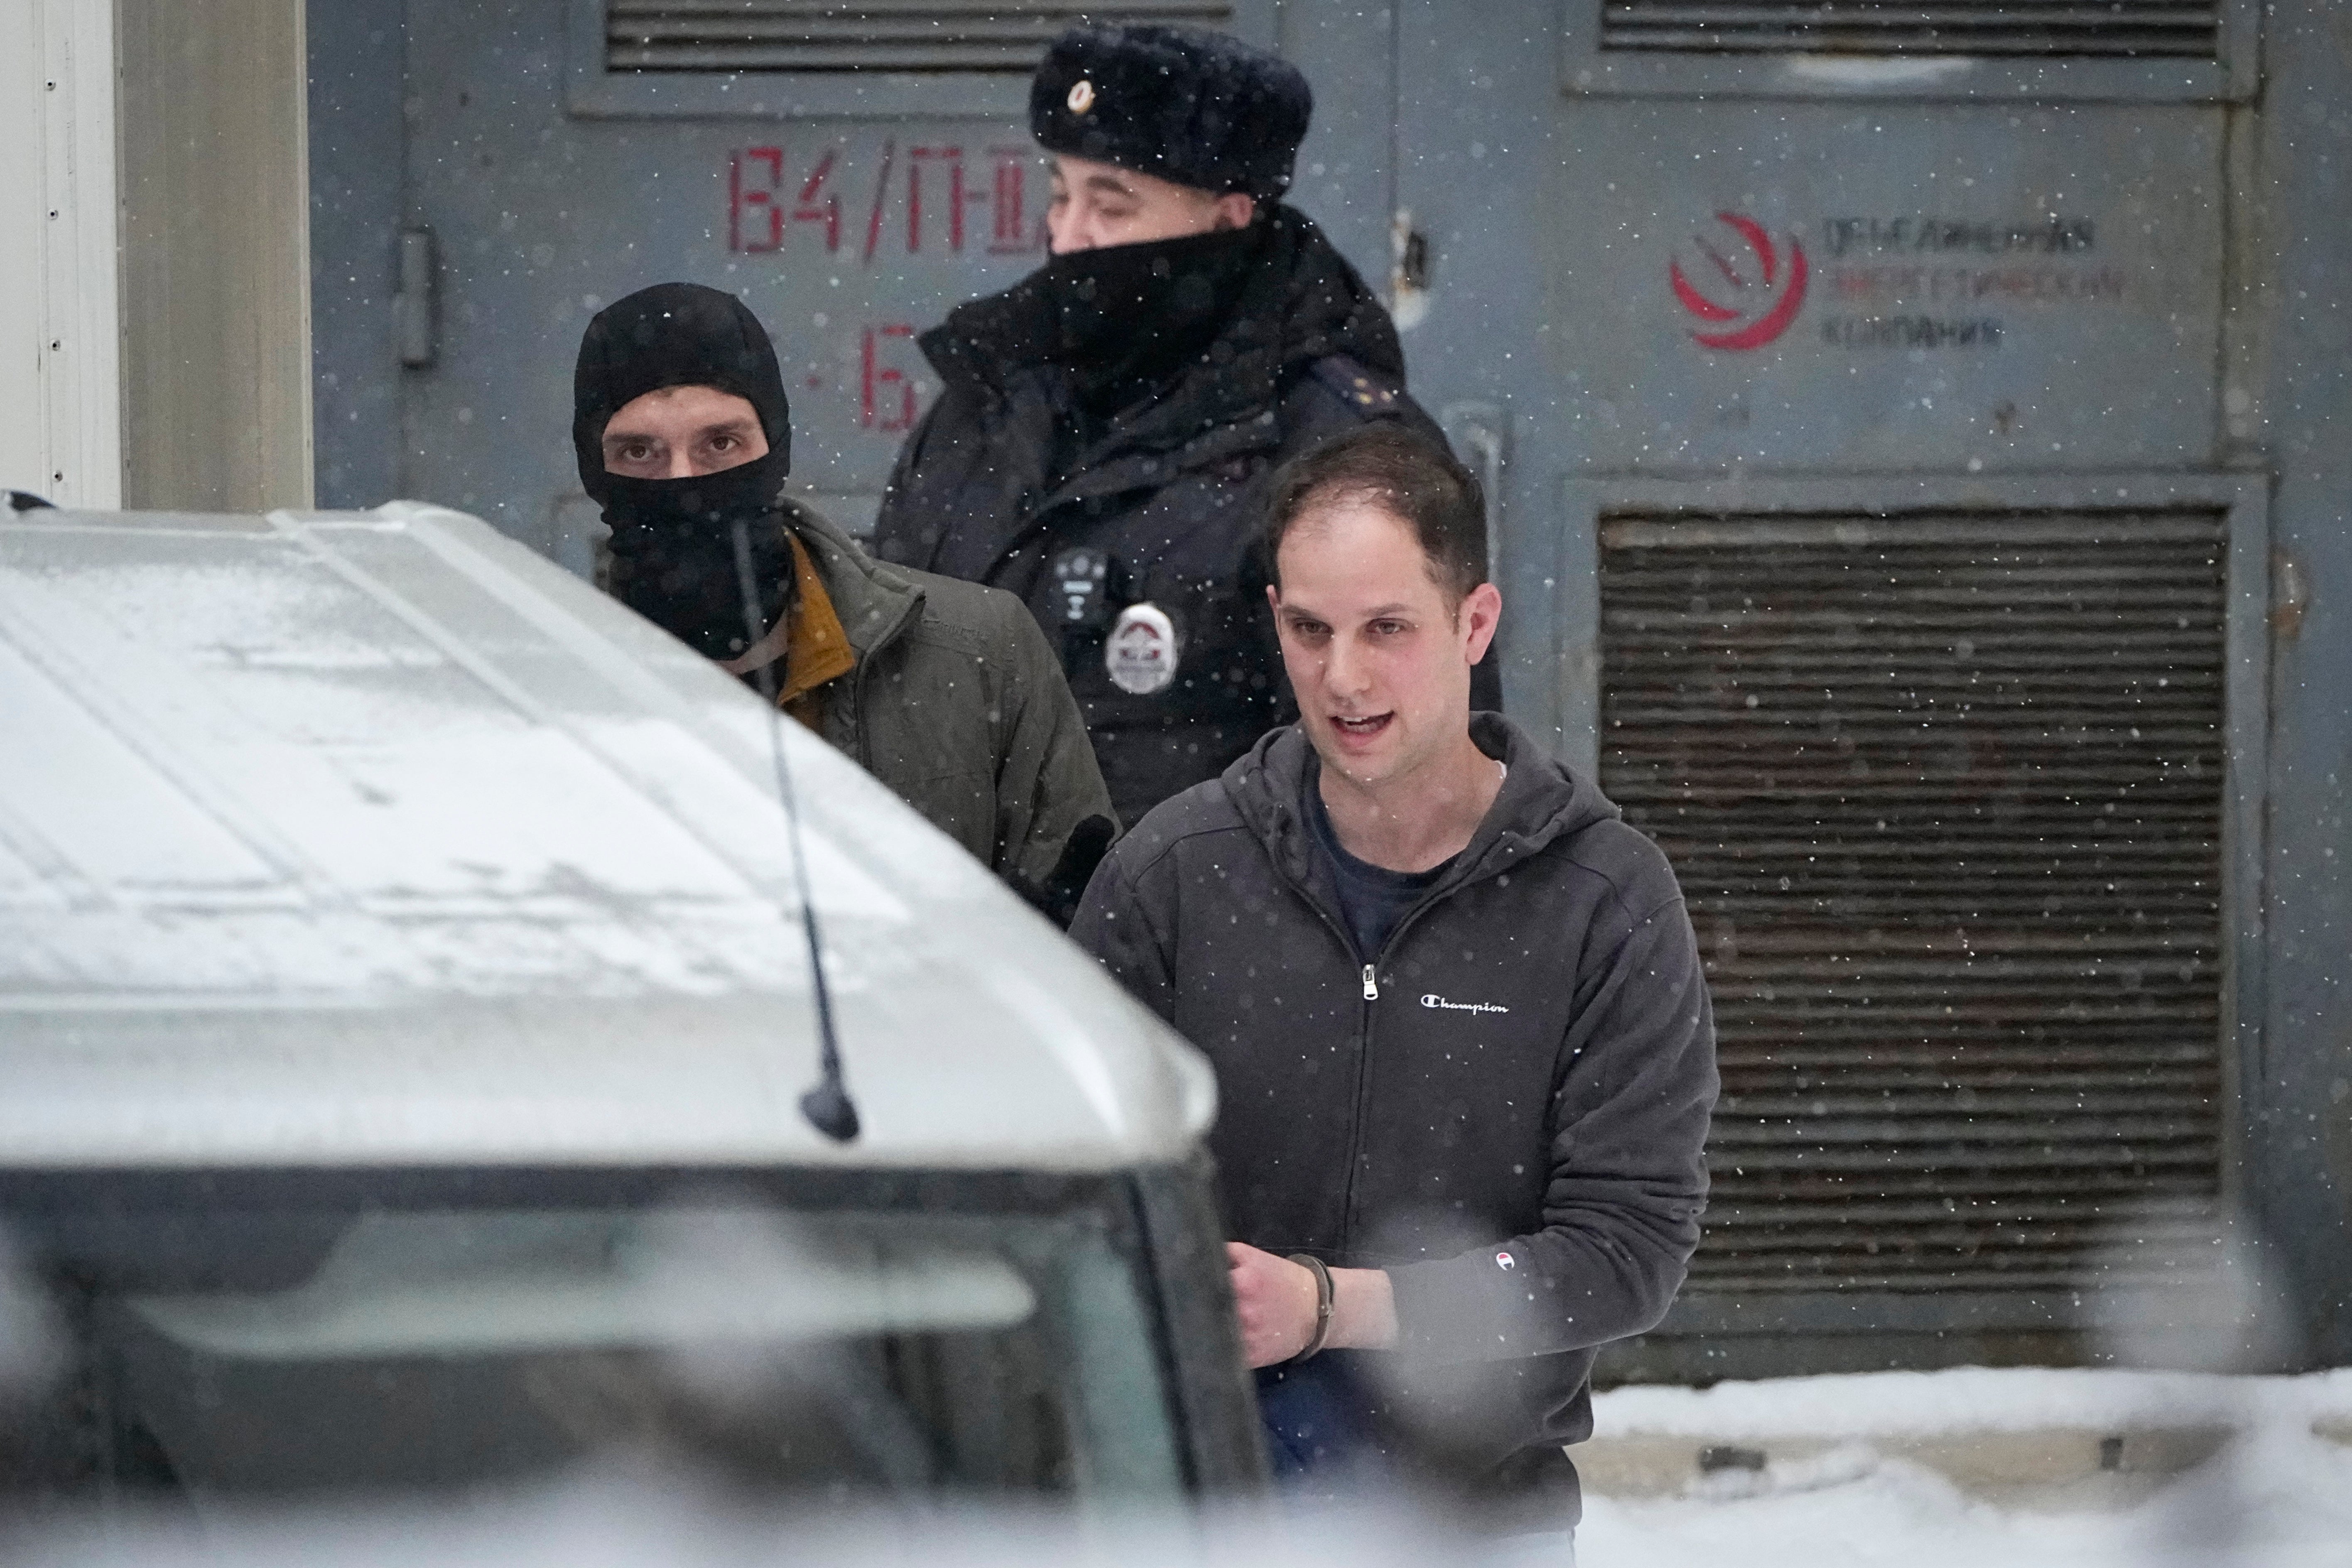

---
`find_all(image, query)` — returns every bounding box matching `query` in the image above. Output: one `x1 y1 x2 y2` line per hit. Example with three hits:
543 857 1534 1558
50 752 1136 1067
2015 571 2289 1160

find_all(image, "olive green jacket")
787 504 1116 906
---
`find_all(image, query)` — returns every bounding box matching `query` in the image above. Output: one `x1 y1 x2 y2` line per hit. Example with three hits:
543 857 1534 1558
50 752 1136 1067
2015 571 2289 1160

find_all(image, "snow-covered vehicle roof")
0 503 1210 1173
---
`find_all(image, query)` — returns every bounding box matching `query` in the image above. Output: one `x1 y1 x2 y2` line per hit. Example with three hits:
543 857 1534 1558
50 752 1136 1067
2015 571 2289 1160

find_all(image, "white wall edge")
43 0 122 507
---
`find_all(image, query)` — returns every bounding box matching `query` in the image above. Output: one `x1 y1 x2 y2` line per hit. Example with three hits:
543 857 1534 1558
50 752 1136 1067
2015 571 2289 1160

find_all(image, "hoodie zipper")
1255 867 1383 1259
1256 769 1532 1257
1317 862 1516 1256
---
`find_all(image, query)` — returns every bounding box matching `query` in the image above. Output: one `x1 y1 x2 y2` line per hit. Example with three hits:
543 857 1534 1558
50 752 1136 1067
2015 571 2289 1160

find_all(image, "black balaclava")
999 224 1263 417
574 282 795 660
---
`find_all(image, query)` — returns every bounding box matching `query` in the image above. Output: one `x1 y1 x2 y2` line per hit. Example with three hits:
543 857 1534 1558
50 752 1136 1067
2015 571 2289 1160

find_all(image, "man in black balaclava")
872 23 1496 829
576 282 1116 921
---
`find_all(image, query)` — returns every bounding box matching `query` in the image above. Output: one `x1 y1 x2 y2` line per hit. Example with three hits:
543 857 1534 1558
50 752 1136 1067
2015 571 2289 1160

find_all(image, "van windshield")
0 1168 1183 1509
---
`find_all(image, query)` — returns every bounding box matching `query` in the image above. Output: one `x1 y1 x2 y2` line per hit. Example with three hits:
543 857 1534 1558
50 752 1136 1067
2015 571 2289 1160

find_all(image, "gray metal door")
1391 0 2269 1372
312 0 1395 572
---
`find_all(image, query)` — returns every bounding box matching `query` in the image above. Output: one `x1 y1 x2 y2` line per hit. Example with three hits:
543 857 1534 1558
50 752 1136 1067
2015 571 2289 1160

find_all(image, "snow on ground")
1594 1364 2352 1440
1579 1368 2352 1568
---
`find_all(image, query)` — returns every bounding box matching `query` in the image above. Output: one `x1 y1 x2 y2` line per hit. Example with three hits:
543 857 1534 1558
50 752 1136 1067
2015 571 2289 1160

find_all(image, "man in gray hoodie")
1071 425 1717 1539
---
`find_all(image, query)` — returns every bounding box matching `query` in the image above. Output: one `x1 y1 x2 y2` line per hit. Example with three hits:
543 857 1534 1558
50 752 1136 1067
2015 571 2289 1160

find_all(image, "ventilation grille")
607 1 1234 73
1600 2 2224 59
1599 513 2227 1295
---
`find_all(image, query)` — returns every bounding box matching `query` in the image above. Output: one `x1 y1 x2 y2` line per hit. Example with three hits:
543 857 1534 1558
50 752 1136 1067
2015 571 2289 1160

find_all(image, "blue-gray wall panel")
1393 1 1574 731
385 0 1380 562
1282 2 1398 291
307 0 407 509
1396 0 2342 1367
300 0 2349 1364
2253 0 2352 1364
1535 102 2223 474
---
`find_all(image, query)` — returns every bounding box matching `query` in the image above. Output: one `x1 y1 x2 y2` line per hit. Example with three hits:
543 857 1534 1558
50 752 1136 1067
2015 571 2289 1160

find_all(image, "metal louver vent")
1600 2 2224 59
607 1 1234 73
1599 513 2227 1294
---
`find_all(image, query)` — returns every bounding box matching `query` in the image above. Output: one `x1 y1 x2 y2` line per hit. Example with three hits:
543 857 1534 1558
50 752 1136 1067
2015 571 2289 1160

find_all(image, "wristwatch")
1286 1252 1336 1362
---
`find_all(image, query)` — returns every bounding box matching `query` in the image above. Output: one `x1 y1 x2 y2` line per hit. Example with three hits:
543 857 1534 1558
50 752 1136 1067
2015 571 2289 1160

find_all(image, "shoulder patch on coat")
1306 355 1401 415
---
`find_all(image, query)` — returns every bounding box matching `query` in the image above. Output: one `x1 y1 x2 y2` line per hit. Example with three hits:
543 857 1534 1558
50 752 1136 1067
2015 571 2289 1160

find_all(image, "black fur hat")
1029 24 1312 201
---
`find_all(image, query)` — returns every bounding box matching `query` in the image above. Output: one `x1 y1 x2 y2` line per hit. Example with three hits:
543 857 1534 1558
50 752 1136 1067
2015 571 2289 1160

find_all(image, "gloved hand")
1011 814 1118 930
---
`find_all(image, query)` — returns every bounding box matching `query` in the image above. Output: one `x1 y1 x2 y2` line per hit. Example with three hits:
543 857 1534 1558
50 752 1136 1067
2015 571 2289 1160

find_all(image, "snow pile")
1582 1368 2352 1568
1593 1364 2352 1440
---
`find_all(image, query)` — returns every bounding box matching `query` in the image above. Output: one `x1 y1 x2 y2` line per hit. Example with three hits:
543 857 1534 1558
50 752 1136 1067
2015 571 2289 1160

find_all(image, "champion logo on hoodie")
1421 994 1511 1016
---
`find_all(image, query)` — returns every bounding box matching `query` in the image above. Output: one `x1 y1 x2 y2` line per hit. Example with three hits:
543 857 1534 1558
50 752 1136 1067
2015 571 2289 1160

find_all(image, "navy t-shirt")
1301 768 1452 960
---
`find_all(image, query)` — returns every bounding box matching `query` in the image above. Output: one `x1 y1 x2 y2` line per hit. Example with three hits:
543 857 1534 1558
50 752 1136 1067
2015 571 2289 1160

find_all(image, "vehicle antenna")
731 517 859 1143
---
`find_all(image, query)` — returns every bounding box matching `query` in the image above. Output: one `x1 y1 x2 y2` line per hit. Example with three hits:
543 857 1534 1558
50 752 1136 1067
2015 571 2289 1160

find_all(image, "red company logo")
1670 211 1809 351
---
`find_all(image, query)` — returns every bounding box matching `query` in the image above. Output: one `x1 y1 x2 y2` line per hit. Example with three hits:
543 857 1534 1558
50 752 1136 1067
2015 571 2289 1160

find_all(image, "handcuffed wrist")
1285 1252 1335 1362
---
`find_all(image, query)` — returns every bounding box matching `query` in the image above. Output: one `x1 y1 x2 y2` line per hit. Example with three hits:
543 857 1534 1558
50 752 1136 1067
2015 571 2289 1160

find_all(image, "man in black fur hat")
872 23 1489 827
576 281 1115 922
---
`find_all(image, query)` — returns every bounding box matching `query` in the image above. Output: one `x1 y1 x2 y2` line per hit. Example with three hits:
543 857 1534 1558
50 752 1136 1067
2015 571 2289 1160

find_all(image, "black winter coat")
1071 715 1718 1526
873 206 1488 827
